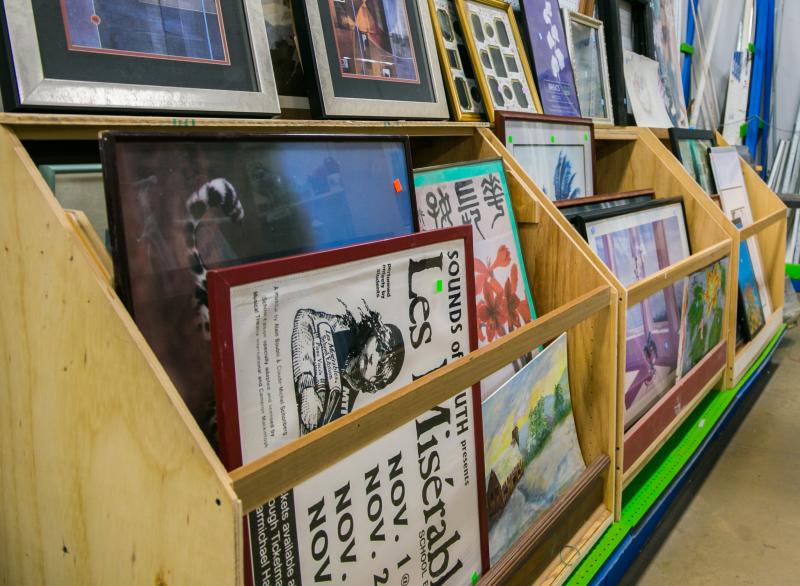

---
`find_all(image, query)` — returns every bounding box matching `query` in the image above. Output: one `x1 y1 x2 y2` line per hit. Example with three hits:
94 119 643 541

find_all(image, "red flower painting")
476 247 531 343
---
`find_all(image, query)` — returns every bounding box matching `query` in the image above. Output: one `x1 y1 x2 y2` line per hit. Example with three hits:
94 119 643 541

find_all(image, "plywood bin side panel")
0 126 241 586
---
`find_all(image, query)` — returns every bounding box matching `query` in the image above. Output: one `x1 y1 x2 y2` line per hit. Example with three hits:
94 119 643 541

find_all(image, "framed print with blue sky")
0 0 280 114
495 112 595 202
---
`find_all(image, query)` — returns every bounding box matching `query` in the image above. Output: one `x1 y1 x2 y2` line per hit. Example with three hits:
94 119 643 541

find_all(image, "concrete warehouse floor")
621 325 800 585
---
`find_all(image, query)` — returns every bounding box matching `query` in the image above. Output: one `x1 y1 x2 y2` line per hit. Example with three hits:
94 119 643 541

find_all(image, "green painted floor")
621 325 800 584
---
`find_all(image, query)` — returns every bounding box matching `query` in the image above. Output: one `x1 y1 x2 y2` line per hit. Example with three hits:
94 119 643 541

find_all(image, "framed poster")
519 0 581 117
0 0 280 115
708 146 773 316
481 332 585 564
596 0 654 125
558 189 654 219
429 0 486 120
262 0 309 109
650 0 688 128
574 197 691 428
622 50 672 128
291 0 448 118
668 128 717 195
208 227 489 583
455 0 542 122
733 218 766 341
100 132 417 445
414 158 537 398
495 112 595 201
563 10 614 126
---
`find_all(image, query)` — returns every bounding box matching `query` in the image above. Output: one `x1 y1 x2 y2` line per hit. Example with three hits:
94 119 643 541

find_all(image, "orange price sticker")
393 178 403 193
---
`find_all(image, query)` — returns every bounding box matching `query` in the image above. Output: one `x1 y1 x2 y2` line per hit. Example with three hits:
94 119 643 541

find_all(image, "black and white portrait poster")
208 228 488 584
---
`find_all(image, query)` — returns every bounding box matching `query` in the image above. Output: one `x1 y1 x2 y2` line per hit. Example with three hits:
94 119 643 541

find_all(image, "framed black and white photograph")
292 0 448 118
596 0 654 125
563 10 614 126
0 0 280 115
668 128 717 195
456 0 542 122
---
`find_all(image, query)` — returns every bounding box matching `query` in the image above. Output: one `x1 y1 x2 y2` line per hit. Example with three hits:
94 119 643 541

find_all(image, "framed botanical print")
668 128 717 194
100 131 418 446
519 0 581 117
262 0 309 109
574 197 691 428
563 10 614 126
495 112 595 201
428 0 486 120
0 0 280 115
455 0 542 122
292 0 448 118
596 0 655 125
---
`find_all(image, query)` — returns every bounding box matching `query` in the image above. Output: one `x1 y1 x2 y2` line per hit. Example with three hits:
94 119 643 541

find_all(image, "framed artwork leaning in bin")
291 0 449 118
0 0 280 114
668 128 717 195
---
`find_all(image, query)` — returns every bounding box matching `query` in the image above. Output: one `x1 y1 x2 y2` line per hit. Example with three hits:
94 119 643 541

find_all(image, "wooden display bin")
0 115 618 586
490 126 735 494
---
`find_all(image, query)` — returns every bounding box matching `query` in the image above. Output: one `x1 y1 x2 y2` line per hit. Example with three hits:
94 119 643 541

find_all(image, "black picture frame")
291 0 448 119
596 0 654 125
100 131 418 445
668 128 718 195
558 188 655 220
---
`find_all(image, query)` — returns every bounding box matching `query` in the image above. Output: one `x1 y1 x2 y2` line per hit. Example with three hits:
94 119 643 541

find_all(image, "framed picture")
291 0 448 119
38 163 108 249
0 0 280 115
676 259 727 377
650 0 688 127
481 332 585 564
563 10 614 126
100 131 418 445
622 50 672 128
262 0 309 109
455 0 542 122
495 112 595 201
708 146 773 316
596 0 654 125
519 0 581 117
574 197 691 428
429 0 487 120
414 157 537 398
207 227 488 582
733 218 766 341
668 128 717 194
559 188 654 219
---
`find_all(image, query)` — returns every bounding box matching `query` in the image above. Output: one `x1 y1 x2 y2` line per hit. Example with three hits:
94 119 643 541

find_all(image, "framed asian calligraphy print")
413 157 537 399
455 0 542 122
495 112 595 202
291 0 448 119
563 10 614 126
519 0 581 118
0 0 280 115
429 0 486 120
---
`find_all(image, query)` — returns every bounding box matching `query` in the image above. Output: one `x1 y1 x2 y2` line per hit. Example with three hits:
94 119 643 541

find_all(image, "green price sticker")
436 279 443 293
507 135 513 144
550 135 556 143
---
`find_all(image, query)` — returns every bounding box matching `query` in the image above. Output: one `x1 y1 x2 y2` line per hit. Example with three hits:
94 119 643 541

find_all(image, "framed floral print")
0 0 280 115
455 0 542 122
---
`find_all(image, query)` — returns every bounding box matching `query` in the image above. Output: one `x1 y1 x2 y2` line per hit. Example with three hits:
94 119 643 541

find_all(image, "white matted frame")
563 10 614 126
1 0 281 115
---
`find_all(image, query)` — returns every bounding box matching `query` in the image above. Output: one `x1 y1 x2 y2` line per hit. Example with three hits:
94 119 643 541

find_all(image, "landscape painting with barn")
481 332 586 563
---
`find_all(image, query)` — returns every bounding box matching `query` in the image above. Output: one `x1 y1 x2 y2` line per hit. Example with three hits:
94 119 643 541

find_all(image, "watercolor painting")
677 260 727 377
482 333 585 564
677 138 716 194
738 234 766 340
514 144 586 200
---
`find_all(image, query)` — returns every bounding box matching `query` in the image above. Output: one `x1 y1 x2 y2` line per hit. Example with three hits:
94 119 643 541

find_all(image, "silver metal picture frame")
563 10 614 126
2 0 280 115
293 0 449 119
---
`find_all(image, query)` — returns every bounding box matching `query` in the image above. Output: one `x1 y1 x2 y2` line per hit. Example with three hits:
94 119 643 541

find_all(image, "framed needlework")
563 10 614 126
429 0 486 120
0 0 280 115
292 0 448 118
495 112 595 202
668 128 717 194
100 131 417 446
519 0 581 117
596 0 654 125
455 0 542 122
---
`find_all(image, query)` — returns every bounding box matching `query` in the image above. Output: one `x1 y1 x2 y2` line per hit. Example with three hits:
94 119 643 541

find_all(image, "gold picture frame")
427 0 486 121
455 0 542 122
